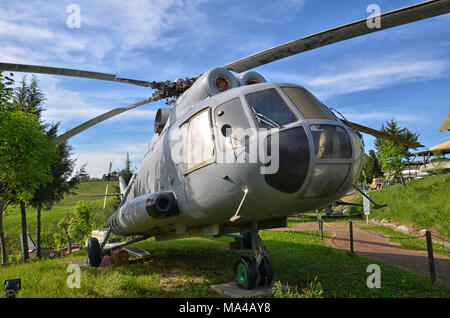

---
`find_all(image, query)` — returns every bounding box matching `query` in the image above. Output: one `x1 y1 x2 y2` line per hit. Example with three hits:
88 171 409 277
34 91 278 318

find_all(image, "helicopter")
1 0 447 290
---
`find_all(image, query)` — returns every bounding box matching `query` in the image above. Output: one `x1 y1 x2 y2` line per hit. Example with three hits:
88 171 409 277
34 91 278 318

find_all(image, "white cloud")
73 142 147 177
0 0 212 72
270 54 450 100
80 0 211 51
41 88 156 125
0 45 48 65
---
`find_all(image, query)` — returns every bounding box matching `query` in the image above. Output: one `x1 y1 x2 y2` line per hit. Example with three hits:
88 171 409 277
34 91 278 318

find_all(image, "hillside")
348 173 450 237
2 181 119 252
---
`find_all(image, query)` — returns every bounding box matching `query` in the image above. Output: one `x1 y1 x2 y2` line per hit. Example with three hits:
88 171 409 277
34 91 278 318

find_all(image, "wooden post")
349 221 354 252
425 231 436 285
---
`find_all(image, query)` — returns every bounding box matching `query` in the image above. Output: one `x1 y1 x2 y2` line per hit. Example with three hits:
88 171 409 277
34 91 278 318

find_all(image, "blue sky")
1 0 449 177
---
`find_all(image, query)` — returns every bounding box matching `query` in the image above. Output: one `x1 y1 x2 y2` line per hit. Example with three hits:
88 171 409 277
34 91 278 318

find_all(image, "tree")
7 75 56 263
30 123 87 257
0 72 15 266
9 75 85 259
0 110 58 264
121 152 134 185
358 150 383 184
13 75 45 117
57 216 72 254
367 150 383 181
374 120 420 186
112 152 135 210
0 72 14 112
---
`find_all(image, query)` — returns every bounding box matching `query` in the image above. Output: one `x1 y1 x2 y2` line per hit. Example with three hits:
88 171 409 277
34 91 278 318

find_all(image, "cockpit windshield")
245 88 297 128
281 86 336 120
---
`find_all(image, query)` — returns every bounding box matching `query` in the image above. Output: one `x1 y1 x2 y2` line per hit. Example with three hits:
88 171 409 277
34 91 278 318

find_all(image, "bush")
68 201 95 245
53 232 67 248
7 252 24 265
40 231 57 248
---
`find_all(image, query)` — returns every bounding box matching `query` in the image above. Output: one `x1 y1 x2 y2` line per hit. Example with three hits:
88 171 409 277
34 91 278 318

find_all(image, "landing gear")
87 230 151 268
257 256 273 287
231 222 274 290
87 237 101 267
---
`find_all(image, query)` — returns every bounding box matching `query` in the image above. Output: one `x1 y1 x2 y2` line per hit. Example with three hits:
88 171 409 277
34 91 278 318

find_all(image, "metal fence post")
349 221 354 252
320 218 323 240
425 231 436 285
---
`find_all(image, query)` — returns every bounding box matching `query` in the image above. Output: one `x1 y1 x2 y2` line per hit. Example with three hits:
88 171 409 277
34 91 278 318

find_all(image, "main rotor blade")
223 0 450 73
56 96 156 143
0 63 152 87
341 120 424 148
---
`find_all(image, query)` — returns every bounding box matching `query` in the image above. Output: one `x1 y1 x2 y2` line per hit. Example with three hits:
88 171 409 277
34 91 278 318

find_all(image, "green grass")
0 230 448 298
348 173 450 237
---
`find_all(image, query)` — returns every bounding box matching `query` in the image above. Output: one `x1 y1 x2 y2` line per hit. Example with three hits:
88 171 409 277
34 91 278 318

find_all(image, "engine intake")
236 71 266 86
145 192 179 219
154 108 171 134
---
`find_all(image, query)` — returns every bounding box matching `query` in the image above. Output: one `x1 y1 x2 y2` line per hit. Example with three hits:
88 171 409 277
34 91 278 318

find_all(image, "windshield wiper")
250 107 280 128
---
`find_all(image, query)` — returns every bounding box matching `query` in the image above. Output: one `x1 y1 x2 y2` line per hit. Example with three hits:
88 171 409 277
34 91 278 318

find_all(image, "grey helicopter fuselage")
108 67 364 240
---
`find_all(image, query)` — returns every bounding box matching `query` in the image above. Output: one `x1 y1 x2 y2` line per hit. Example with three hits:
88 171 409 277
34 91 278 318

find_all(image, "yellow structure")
439 112 450 132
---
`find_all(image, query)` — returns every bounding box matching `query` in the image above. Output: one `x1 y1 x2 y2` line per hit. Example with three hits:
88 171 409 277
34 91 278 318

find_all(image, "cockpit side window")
310 124 352 159
281 87 336 120
245 88 298 128
214 97 251 152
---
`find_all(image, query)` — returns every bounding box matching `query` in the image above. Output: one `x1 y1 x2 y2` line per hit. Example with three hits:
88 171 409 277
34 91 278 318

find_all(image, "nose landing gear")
232 222 274 290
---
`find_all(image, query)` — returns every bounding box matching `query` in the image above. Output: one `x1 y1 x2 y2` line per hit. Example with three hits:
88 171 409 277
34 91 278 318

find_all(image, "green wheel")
234 256 257 290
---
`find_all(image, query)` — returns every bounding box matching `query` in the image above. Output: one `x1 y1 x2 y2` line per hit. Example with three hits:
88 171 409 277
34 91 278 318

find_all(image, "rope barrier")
352 222 425 240
430 233 450 243
320 218 336 229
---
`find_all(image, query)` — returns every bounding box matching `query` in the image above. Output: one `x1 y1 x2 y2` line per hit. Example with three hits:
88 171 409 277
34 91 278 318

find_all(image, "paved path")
271 221 450 287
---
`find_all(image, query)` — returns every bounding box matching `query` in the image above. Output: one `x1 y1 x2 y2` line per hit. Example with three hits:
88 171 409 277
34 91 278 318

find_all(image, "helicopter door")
185 108 215 174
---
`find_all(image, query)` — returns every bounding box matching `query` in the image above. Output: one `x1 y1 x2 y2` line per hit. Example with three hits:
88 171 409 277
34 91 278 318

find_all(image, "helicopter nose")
263 124 359 198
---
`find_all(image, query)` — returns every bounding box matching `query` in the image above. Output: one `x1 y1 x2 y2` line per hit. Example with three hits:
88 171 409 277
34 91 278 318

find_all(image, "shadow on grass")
2 231 448 297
